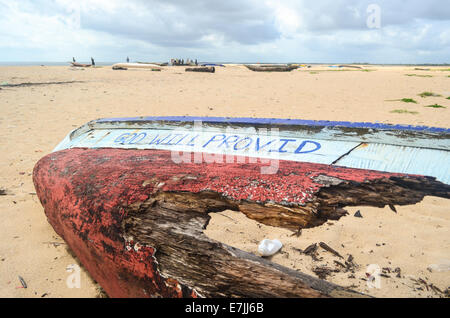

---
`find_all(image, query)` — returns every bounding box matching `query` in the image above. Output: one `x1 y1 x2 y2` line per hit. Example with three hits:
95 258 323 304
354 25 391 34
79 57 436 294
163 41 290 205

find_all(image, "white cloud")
0 0 448 63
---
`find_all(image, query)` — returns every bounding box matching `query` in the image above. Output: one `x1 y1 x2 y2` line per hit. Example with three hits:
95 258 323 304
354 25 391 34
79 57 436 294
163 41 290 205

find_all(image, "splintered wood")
33 148 449 297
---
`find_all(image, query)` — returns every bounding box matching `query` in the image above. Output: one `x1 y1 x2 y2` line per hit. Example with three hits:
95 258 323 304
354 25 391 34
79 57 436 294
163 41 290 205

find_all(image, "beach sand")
0 64 448 297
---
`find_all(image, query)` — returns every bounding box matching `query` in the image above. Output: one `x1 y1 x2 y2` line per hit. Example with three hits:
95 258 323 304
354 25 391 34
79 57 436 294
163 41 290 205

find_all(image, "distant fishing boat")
185 66 215 73
112 63 162 70
339 65 363 69
201 63 225 67
71 62 91 67
245 64 299 72
33 116 449 298
136 62 168 66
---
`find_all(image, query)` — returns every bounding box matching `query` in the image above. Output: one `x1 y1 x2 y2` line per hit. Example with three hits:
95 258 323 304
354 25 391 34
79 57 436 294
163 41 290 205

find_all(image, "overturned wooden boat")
111 63 162 70
112 66 128 71
33 116 450 298
245 64 299 72
137 62 169 66
338 65 363 69
185 66 215 73
201 63 225 67
71 62 91 68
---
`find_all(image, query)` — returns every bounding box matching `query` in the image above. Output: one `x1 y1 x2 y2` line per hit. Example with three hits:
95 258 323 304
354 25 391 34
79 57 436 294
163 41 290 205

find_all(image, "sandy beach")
0 64 449 298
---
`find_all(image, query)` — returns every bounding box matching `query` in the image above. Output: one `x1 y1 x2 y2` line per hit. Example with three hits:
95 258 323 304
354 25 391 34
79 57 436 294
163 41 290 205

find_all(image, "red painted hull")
33 148 420 298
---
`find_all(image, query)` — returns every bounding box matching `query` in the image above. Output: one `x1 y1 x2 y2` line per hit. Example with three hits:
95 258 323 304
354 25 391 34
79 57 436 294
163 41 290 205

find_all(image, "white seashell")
428 260 450 272
258 239 283 257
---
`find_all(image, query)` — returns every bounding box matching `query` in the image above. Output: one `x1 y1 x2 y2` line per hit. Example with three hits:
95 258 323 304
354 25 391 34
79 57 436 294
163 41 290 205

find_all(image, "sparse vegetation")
385 98 418 103
401 98 418 103
405 74 433 78
425 104 446 109
418 91 442 98
390 109 419 115
310 71 318 74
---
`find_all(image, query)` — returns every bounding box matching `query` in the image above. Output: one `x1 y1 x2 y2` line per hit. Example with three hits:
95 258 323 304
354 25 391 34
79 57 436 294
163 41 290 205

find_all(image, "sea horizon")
0 61 449 67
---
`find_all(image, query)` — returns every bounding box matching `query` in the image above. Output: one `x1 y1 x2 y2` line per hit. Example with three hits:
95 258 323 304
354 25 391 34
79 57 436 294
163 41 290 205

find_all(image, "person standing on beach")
127 56 130 63
91 57 95 66
73 57 76 62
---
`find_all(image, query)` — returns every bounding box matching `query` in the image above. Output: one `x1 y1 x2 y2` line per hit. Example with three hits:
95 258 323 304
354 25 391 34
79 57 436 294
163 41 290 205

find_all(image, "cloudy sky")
0 0 449 63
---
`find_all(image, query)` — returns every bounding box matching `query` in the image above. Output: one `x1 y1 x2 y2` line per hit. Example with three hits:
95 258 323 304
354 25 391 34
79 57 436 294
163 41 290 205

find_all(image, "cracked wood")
33 148 449 298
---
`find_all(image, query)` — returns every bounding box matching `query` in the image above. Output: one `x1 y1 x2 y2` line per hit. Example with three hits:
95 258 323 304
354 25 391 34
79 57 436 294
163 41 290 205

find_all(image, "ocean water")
0 61 119 66
0 61 448 67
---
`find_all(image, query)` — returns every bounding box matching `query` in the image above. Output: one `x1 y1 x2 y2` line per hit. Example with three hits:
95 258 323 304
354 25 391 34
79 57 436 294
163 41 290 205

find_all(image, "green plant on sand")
405 74 433 78
385 98 418 103
425 104 447 109
390 109 419 115
402 98 418 103
418 91 442 98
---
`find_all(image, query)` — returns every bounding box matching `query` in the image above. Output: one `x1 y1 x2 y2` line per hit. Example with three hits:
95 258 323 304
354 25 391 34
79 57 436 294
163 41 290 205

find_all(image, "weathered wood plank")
245 65 299 72
33 148 449 298
185 67 215 73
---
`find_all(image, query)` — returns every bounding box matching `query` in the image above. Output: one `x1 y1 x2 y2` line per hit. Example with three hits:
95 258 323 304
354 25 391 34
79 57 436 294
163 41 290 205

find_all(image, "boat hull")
33 147 449 298
33 116 450 298
112 63 161 70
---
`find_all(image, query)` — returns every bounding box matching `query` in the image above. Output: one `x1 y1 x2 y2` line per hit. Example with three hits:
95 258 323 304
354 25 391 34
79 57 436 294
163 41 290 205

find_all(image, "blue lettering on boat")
270 139 297 153
255 138 276 151
186 135 199 146
149 134 172 145
114 133 136 144
128 133 147 144
234 137 253 151
295 141 321 154
174 134 189 145
203 134 226 148
219 135 240 148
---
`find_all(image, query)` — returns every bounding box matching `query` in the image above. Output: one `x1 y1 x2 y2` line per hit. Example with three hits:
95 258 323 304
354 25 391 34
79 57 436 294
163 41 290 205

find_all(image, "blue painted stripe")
96 116 450 134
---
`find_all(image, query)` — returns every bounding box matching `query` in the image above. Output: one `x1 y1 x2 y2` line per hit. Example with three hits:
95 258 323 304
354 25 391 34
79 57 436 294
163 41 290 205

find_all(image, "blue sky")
0 0 449 63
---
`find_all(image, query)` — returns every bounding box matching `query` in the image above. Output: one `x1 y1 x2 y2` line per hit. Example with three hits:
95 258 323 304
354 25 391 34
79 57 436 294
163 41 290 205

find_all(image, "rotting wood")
185 67 215 73
33 148 450 298
122 191 362 298
0 81 83 88
245 65 299 72
71 62 91 67
314 176 449 227
112 66 128 71
319 242 344 259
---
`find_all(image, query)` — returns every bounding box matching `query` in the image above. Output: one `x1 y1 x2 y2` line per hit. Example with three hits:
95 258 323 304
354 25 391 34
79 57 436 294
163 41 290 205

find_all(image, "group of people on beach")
171 58 198 66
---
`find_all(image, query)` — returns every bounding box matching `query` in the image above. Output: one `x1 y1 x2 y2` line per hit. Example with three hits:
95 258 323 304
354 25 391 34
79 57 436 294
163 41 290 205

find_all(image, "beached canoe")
111 63 162 70
201 63 225 67
185 66 215 73
137 62 168 66
71 62 91 68
245 64 299 72
33 116 450 298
